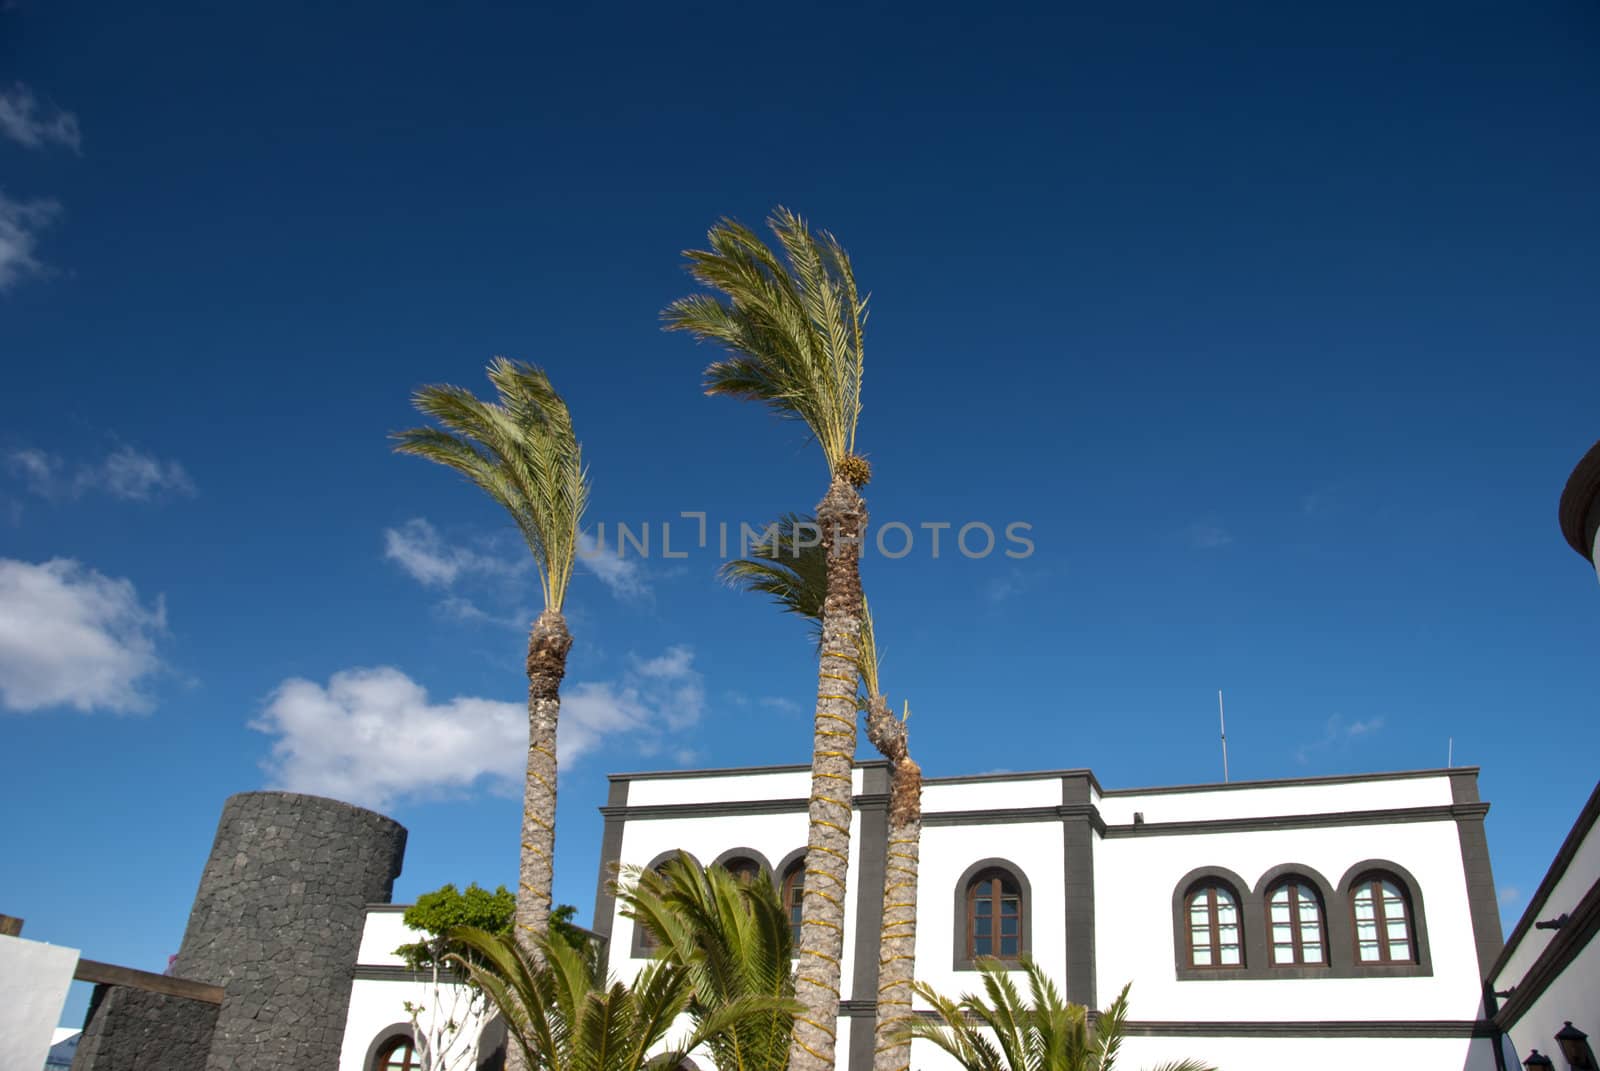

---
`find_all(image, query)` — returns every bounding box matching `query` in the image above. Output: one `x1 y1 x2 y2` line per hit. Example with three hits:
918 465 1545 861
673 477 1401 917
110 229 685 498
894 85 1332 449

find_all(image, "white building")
340 760 1510 1071
1488 782 1600 1070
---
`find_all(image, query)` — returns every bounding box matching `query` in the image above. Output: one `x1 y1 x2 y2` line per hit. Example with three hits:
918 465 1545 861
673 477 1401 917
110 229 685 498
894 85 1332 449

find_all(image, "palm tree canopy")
447 926 789 1071
618 853 799 1071
664 207 868 479
393 358 589 612
905 961 1215 1071
720 513 883 702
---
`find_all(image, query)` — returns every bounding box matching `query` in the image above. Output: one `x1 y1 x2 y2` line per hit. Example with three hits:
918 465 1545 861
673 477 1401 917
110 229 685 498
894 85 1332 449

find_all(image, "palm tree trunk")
864 695 921 1071
788 476 867 1071
517 609 572 958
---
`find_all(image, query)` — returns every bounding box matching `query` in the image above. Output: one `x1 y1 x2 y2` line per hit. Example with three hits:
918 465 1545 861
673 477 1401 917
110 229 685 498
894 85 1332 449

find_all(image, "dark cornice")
1487 780 1600 984
1558 438 1600 557
1493 871 1600 1028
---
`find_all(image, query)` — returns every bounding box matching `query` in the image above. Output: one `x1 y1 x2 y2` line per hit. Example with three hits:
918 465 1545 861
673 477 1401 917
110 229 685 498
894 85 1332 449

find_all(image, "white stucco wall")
1492 819 1600 992
1096 817 1484 1021
0 935 79 1071
1096 772 1452 826
1491 791 1600 1067
340 910 497 1071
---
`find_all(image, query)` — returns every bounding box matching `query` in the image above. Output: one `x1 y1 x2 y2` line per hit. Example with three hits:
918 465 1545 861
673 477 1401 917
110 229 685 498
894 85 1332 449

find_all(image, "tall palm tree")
448 928 789 1071
667 208 869 1071
905 961 1215 1071
722 517 922 1071
394 359 588 968
618 852 798 1071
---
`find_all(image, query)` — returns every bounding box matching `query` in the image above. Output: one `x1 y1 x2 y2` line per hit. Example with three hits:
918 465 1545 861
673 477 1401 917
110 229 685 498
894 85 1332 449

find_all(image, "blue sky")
3 0 1597 1029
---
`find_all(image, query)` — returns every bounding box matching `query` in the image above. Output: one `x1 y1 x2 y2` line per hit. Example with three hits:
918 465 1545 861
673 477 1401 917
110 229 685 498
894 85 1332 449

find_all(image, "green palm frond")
720 513 884 700
905 962 1216 1071
665 207 867 474
447 925 793 1071
617 853 800 1071
393 358 589 611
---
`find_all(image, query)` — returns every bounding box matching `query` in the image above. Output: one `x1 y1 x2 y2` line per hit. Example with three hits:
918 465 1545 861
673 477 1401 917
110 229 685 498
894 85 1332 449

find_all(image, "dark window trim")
775 849 807 950
1334 859 1433 978
627 850 702 959
953 857 1032 970
1182 874 1247 973
1253 864 1336 972
1172 861 1433 981
710 846 773 885
364 1024 416 1071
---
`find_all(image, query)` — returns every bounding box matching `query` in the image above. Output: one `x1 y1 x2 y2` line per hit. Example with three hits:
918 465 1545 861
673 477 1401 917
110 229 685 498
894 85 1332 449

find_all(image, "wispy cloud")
1294 714 1386 764
250 645 706 809
1498 885 1521 907
6 445 196 502
0 558 167 713
577 529 650 599
0 191 61 292
0 83 81 152
1186 519 1234 549
383 518 523 588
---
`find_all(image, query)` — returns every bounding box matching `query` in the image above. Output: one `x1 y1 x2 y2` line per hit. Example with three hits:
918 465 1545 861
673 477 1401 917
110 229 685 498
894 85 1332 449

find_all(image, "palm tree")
393 359 588 966
904 961 1215 1071
448 928 789 1071
722 517 921 1071
667 208 869 1071
617 852 798 1071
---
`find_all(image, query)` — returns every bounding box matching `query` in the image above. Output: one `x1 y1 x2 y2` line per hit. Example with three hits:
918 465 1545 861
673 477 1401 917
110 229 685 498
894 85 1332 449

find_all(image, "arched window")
1350 872 1416 964
374 1036 420 1071
780 859 805 946
1266 877 1326 966
721 856 761 884
1185 881 1243 968
966 868 1023 960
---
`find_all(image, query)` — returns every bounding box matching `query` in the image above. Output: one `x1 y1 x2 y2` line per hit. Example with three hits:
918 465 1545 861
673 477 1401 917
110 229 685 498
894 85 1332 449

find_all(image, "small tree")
397 883 517 1071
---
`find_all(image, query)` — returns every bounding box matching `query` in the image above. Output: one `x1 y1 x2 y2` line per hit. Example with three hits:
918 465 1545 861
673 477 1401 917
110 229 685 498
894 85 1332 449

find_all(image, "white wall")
1492 821 1600 992
1096 818 1485 1021
340 911 496 1071
1097 773 1452 826
0 935 79 1071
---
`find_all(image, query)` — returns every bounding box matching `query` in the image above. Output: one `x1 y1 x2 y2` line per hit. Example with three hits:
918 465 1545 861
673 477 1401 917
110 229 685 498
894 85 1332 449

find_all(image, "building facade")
584 761 1507 1071
1488 782 1600 1071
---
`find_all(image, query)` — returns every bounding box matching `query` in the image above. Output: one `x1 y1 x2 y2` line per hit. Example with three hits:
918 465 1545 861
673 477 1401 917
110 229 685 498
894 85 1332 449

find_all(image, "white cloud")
577 529 649 599
383 518 521 587
0 84 81 152
1294 714 1386 764
251 646 707 809
1187 519 1234 549
1498 885 1521 907
5 445 196 501
0 558 166 713
0 191 61 292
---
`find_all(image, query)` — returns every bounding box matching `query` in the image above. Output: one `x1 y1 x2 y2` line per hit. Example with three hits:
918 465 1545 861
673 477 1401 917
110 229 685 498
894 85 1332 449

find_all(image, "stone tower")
75 791 407 1070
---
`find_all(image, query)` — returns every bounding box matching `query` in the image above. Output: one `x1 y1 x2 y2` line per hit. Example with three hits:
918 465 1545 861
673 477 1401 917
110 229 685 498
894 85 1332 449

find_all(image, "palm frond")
393 359 589 611
906 964 1215 1071
665 207 867 474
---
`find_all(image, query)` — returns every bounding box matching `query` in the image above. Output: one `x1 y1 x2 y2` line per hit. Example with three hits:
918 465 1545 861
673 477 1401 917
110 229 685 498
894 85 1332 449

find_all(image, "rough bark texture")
519 610 572 956
787 475 867 1071
504 608 571 1071
863 694 922 1071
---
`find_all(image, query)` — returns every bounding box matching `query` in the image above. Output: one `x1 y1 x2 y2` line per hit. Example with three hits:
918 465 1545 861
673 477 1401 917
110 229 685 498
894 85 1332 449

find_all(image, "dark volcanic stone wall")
71 984 218 1071
173 792 407 1071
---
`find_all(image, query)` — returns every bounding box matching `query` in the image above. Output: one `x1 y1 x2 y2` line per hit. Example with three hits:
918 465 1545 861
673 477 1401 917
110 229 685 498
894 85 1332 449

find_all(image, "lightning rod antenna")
1218 690 1230 783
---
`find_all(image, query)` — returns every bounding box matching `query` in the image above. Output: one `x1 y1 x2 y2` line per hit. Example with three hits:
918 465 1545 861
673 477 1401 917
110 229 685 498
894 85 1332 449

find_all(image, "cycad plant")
394 359 588 964
448 928 789 1071
617 852 799 1071
722 516 922 1071
667 208 869 1071
905 960 1215 1071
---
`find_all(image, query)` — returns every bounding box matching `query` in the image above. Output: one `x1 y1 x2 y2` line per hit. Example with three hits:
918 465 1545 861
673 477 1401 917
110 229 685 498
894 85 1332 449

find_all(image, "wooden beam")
0 914 23 937
73 958 225 1005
